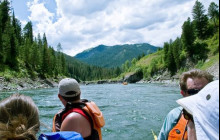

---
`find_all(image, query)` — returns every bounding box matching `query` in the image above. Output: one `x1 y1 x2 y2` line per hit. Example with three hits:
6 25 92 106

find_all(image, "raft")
123 82 128 85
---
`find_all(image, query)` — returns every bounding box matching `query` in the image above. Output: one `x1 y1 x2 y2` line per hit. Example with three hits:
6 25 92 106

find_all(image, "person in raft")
0 93 84 140
0 94 40 140
157 69 214 140
53 78 105 140
177 80 219 140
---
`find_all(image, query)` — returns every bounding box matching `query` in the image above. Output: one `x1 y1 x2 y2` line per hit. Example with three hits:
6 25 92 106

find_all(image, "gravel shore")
0 78 58 92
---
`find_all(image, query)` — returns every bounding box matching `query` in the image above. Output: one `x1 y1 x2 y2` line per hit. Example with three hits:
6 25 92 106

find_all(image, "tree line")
120 1 219 79
164 0 219 75
0 0 121 81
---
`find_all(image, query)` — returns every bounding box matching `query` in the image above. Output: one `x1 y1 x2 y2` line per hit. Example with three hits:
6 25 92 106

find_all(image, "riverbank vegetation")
0 0 121 81
120 1 219 81
0 0 219 86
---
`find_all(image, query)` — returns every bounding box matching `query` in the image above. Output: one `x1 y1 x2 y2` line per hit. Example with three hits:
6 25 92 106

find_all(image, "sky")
11 0 219 56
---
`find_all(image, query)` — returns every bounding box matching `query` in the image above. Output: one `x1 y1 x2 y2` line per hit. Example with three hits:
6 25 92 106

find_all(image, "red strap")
62 108 90 122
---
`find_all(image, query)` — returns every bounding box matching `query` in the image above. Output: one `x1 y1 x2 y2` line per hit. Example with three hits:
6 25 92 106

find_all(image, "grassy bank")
120 31 219 81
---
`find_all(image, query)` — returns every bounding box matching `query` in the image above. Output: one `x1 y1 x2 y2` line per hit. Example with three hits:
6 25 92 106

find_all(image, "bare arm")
187 120 197 140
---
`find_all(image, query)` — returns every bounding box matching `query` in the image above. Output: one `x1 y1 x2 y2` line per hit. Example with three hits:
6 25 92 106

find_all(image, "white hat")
177 80 219 140
58 78 81 97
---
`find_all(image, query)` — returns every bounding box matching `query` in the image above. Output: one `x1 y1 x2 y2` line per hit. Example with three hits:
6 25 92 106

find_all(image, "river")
0 83 181 140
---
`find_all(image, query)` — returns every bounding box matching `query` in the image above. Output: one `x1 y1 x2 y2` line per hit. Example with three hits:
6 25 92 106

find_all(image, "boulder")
124 72 143 83
44 79 56 87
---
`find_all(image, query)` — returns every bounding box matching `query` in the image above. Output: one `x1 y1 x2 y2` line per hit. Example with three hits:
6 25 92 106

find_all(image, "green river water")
0 83 181 140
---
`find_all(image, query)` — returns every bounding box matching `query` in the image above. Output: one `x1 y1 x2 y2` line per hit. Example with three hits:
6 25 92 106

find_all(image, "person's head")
177 80 219 140
58 78 81 106
0 94 40 140
179 69 214 97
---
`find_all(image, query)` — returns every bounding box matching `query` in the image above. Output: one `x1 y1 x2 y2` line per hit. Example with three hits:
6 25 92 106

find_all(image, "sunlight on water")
0 83 181 140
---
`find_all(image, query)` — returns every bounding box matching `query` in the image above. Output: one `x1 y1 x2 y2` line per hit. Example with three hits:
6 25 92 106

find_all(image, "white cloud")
27 0 219 56
56 0 111 17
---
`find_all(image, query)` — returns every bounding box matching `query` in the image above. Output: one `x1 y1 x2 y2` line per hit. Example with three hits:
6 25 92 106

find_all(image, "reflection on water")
0 83 181 140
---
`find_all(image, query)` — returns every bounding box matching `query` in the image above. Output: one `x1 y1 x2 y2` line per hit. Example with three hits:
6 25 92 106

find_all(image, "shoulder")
61 112 92 137
157 107 183 140
166 106 183 120
164 107 183 127
65 112 85 121
61 112 90 129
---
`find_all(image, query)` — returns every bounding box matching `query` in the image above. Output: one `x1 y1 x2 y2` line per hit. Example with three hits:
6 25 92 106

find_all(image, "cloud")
56 0 112 17
27 0 54 40
27 0 219 56
122 14 168 30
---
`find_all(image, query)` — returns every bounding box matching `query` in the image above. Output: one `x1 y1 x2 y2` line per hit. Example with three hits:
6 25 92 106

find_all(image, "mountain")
75 43 159 68
64 54 121 81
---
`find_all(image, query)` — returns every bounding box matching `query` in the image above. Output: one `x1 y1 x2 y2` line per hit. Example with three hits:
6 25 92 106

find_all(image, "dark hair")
0 94 40 140
61 91 81 102
180 69 214 91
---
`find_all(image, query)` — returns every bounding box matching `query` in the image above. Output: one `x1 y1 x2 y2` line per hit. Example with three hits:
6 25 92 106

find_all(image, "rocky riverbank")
0 62 219 92
0 77 59 92
123 62 219 85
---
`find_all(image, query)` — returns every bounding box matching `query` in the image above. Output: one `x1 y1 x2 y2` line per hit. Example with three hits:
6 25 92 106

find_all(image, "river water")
0 83 181 140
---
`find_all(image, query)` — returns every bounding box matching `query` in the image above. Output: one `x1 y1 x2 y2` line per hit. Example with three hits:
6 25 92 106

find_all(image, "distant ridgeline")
75 44 159 68
0 0 120 81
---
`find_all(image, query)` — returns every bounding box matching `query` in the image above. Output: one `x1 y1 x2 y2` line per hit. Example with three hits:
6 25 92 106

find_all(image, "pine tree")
208 2 219 30
8 12 19 69
115 67 121 76
125 60 130 72
172 38 182 70
163 42 169 67
131 58 137 66
8 26 18 69
193 41 209 62
41 33 50 77
182 17 195 56
0 0 10 64
30 42 39 69
3 22 12 65
0 0 9 32
61 53 66 75
48 46 56 76
192 0 209 39
0 2 3 64
0 0 18 69
23 21 33 44
164 41 177 75
12 11 22 45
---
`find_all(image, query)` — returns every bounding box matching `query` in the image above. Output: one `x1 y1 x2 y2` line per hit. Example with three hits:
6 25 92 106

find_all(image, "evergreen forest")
0 0 219 82
163 0 219 75
121 1 219 79
0 0 120 81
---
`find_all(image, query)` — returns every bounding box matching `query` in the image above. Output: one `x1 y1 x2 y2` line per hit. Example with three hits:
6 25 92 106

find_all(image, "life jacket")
168 114 188 140
52 99 105 140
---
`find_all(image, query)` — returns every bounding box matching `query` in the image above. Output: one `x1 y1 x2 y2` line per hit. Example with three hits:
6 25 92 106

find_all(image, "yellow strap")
151 129 158 140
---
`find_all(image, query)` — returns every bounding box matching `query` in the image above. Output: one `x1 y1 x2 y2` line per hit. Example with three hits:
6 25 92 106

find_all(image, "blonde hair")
180 69 214 91
0 94 40 140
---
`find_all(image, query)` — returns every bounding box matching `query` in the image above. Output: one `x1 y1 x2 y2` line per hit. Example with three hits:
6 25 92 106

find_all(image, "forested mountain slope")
0 0 120 81
75 43 158 68
120 1 219 82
